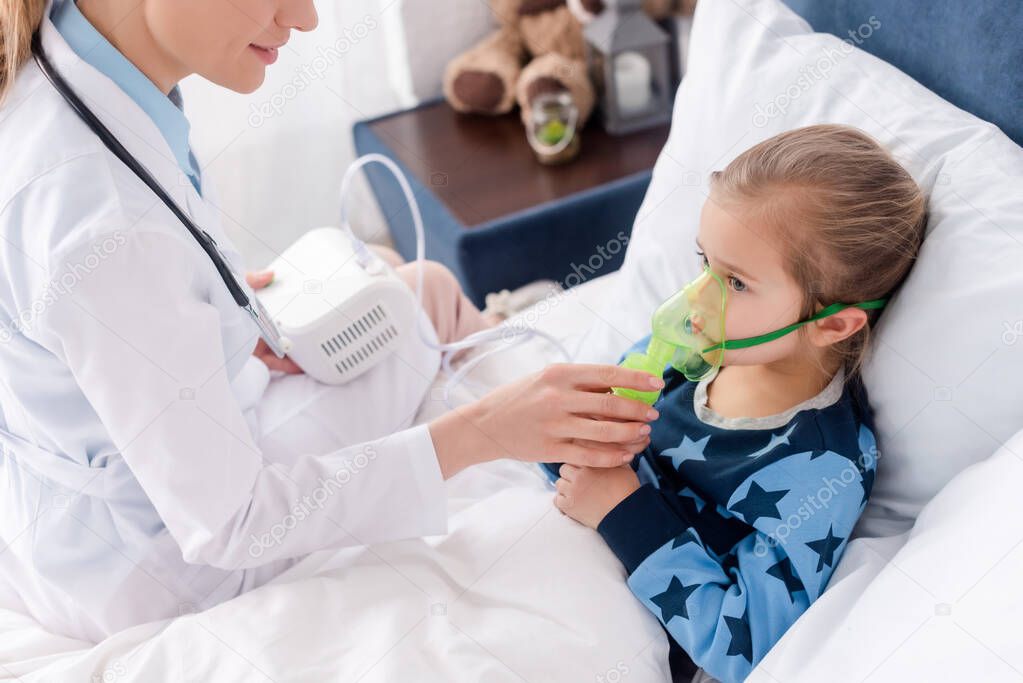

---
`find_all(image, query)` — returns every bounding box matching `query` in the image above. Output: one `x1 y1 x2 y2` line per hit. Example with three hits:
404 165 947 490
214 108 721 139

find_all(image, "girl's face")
695 196 810 367
146 0 318 93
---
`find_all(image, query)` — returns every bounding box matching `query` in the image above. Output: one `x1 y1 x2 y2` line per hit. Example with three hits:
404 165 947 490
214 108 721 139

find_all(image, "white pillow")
576 0 1023 538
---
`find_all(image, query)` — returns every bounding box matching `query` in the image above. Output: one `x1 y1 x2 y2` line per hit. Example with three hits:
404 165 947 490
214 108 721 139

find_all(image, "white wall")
181 0 494 270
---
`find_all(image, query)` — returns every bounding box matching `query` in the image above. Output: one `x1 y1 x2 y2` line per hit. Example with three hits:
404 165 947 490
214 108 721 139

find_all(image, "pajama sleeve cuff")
538 462 561 485
597 484 689 575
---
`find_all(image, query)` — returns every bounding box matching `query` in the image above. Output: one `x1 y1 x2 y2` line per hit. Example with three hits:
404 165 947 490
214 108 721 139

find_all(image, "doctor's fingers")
245 270 275 289
570 392 659 423
553 363 665 393
555 443 630 469
571 435 650 455
557 417 650 447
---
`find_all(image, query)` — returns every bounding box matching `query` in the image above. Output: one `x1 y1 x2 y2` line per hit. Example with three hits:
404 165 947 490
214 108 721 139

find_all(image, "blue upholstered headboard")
782 0 1023 146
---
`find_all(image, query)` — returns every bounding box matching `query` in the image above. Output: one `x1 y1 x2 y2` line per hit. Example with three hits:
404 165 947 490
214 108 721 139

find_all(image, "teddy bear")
442 0 684 133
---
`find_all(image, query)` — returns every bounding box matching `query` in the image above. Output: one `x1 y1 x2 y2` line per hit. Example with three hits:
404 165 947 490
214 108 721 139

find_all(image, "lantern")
584 0 674 135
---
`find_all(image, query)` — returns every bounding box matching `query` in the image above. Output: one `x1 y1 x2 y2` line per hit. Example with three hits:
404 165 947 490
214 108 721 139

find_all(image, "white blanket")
0 275 673 683
3 273 1021 681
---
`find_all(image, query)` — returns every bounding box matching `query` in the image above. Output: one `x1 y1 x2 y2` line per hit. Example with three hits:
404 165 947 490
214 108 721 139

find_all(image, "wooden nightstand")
354 98 669 307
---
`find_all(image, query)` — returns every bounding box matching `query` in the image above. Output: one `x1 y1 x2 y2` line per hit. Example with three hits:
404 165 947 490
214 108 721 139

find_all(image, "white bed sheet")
0 273 677 683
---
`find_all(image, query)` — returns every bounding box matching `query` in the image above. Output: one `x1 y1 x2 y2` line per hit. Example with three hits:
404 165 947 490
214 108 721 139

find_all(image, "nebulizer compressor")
253 154 572 405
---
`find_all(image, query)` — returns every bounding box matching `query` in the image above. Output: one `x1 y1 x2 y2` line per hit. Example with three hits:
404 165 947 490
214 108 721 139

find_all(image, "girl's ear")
807 307 868 347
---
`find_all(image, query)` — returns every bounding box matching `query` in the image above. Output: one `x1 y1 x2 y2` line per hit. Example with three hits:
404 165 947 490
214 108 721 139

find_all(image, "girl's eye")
728 275 747 292
696 250 709 268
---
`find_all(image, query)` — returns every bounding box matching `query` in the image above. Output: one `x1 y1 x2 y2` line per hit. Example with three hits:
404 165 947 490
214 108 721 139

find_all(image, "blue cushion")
783 0 1023 147
353 120 650 308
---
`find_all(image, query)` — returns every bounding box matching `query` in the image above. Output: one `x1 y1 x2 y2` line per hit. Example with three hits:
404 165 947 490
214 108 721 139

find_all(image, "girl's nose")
684 313 704 335
690 313 704 334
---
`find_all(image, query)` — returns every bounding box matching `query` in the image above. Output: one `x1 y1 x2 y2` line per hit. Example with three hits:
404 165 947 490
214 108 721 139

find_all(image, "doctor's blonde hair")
709 124 927 379
0 0 46 104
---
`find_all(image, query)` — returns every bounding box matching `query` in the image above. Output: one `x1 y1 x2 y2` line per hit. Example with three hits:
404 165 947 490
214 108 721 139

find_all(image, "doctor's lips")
249 41 285 65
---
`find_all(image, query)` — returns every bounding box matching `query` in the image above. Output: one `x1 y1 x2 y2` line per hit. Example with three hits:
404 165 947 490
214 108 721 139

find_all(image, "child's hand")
554 464 641 529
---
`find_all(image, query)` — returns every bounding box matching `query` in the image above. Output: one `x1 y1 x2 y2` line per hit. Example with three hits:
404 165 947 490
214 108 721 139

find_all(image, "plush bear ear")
567 0 604 25
519 0 570 14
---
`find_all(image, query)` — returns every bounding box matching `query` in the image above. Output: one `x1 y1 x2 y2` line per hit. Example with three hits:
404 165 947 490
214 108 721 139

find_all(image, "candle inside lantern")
614 51 653 115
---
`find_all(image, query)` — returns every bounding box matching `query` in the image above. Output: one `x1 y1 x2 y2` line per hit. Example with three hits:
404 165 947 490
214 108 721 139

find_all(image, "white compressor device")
254 226 416 385
252 153 571 402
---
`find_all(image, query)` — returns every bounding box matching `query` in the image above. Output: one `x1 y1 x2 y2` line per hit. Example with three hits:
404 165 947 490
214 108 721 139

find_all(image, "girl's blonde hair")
1 0 47 105
710 124 927 379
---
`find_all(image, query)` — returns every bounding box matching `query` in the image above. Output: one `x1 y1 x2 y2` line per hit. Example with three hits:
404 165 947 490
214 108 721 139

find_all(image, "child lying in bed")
543 125 926 683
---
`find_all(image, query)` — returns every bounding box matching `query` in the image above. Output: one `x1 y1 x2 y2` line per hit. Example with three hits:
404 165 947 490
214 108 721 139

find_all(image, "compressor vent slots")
318 304 399 377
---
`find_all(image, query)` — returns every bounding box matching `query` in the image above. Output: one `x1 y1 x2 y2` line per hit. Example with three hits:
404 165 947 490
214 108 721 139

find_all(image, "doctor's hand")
429 363 663 479
245 270 303 374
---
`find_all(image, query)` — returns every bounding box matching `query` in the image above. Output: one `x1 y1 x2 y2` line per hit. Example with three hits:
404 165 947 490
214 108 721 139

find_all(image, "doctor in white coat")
0 0 662 641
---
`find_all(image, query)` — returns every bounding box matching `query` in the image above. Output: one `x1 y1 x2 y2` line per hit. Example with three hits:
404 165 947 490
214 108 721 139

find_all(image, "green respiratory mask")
611 267 887 405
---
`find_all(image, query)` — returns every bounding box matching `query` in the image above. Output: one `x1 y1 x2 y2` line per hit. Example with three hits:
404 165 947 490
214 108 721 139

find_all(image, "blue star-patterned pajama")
543 335 878 683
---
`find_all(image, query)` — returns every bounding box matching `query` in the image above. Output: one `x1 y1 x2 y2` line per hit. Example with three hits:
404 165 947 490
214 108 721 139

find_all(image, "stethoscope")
30 32 288 358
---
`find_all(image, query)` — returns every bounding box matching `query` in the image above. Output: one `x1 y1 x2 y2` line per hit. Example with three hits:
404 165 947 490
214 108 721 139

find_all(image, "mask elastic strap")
706 299 887 352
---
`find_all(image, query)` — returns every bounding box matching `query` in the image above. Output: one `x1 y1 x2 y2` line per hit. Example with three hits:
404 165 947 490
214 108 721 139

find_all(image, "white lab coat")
0 7 447 642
